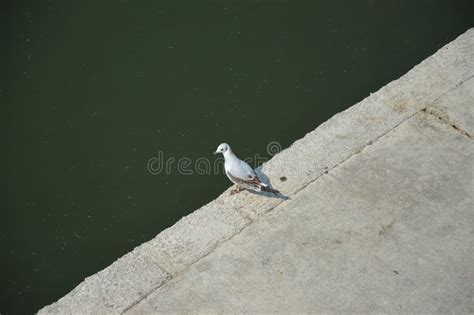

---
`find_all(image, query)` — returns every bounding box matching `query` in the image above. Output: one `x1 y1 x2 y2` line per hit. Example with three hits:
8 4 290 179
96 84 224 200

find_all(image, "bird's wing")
226 170 262 187
227 159 261 186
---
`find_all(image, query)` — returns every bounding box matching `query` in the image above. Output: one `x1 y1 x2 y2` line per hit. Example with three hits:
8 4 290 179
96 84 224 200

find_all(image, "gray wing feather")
229 159 256 181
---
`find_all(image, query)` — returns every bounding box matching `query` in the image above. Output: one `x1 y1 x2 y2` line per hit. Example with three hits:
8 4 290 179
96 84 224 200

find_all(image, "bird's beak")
213 151 218 155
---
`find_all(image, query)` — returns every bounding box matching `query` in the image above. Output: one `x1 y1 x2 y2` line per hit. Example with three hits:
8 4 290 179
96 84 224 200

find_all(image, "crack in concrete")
284 110 422 202
122 217 252 314
423 107 472 138
421 73 474 139
301 76 474 193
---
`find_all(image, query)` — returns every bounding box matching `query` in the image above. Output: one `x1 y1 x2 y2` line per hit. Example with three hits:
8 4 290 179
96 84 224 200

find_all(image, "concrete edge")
39 28 474 314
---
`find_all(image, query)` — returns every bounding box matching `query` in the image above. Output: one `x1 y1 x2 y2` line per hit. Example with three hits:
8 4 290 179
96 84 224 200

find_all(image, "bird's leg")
230 185 245 195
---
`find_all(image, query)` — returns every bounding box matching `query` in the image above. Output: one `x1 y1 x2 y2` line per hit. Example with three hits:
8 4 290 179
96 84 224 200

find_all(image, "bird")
213 143 280 195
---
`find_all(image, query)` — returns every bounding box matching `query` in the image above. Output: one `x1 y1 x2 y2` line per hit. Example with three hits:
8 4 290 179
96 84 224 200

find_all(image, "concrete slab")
39 28 474 313
129 112 474 314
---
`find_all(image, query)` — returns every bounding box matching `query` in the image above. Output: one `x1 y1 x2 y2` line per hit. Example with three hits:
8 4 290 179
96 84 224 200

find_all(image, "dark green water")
2 1 472 313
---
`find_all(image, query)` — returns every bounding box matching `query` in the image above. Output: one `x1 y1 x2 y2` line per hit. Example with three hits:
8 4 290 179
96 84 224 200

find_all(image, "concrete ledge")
39 28 474 314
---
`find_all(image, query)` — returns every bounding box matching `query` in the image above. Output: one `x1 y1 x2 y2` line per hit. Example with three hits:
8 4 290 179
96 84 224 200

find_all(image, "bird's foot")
230 186 244 195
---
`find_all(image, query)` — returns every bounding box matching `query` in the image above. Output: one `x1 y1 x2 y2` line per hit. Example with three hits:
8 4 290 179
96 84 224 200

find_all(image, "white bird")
213 143 279 195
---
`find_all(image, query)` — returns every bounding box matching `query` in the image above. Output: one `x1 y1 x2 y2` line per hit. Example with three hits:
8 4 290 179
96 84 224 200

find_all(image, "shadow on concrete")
252 167 290 200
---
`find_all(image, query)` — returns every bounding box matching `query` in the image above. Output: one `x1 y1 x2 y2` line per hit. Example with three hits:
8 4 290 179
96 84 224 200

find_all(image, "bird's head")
213 143 231 155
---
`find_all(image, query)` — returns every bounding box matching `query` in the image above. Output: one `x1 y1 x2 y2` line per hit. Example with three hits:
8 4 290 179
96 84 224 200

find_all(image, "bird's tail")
260 184 280 195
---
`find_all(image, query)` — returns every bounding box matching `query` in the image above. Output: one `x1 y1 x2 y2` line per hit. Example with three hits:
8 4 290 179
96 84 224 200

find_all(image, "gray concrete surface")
39 28 474 314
